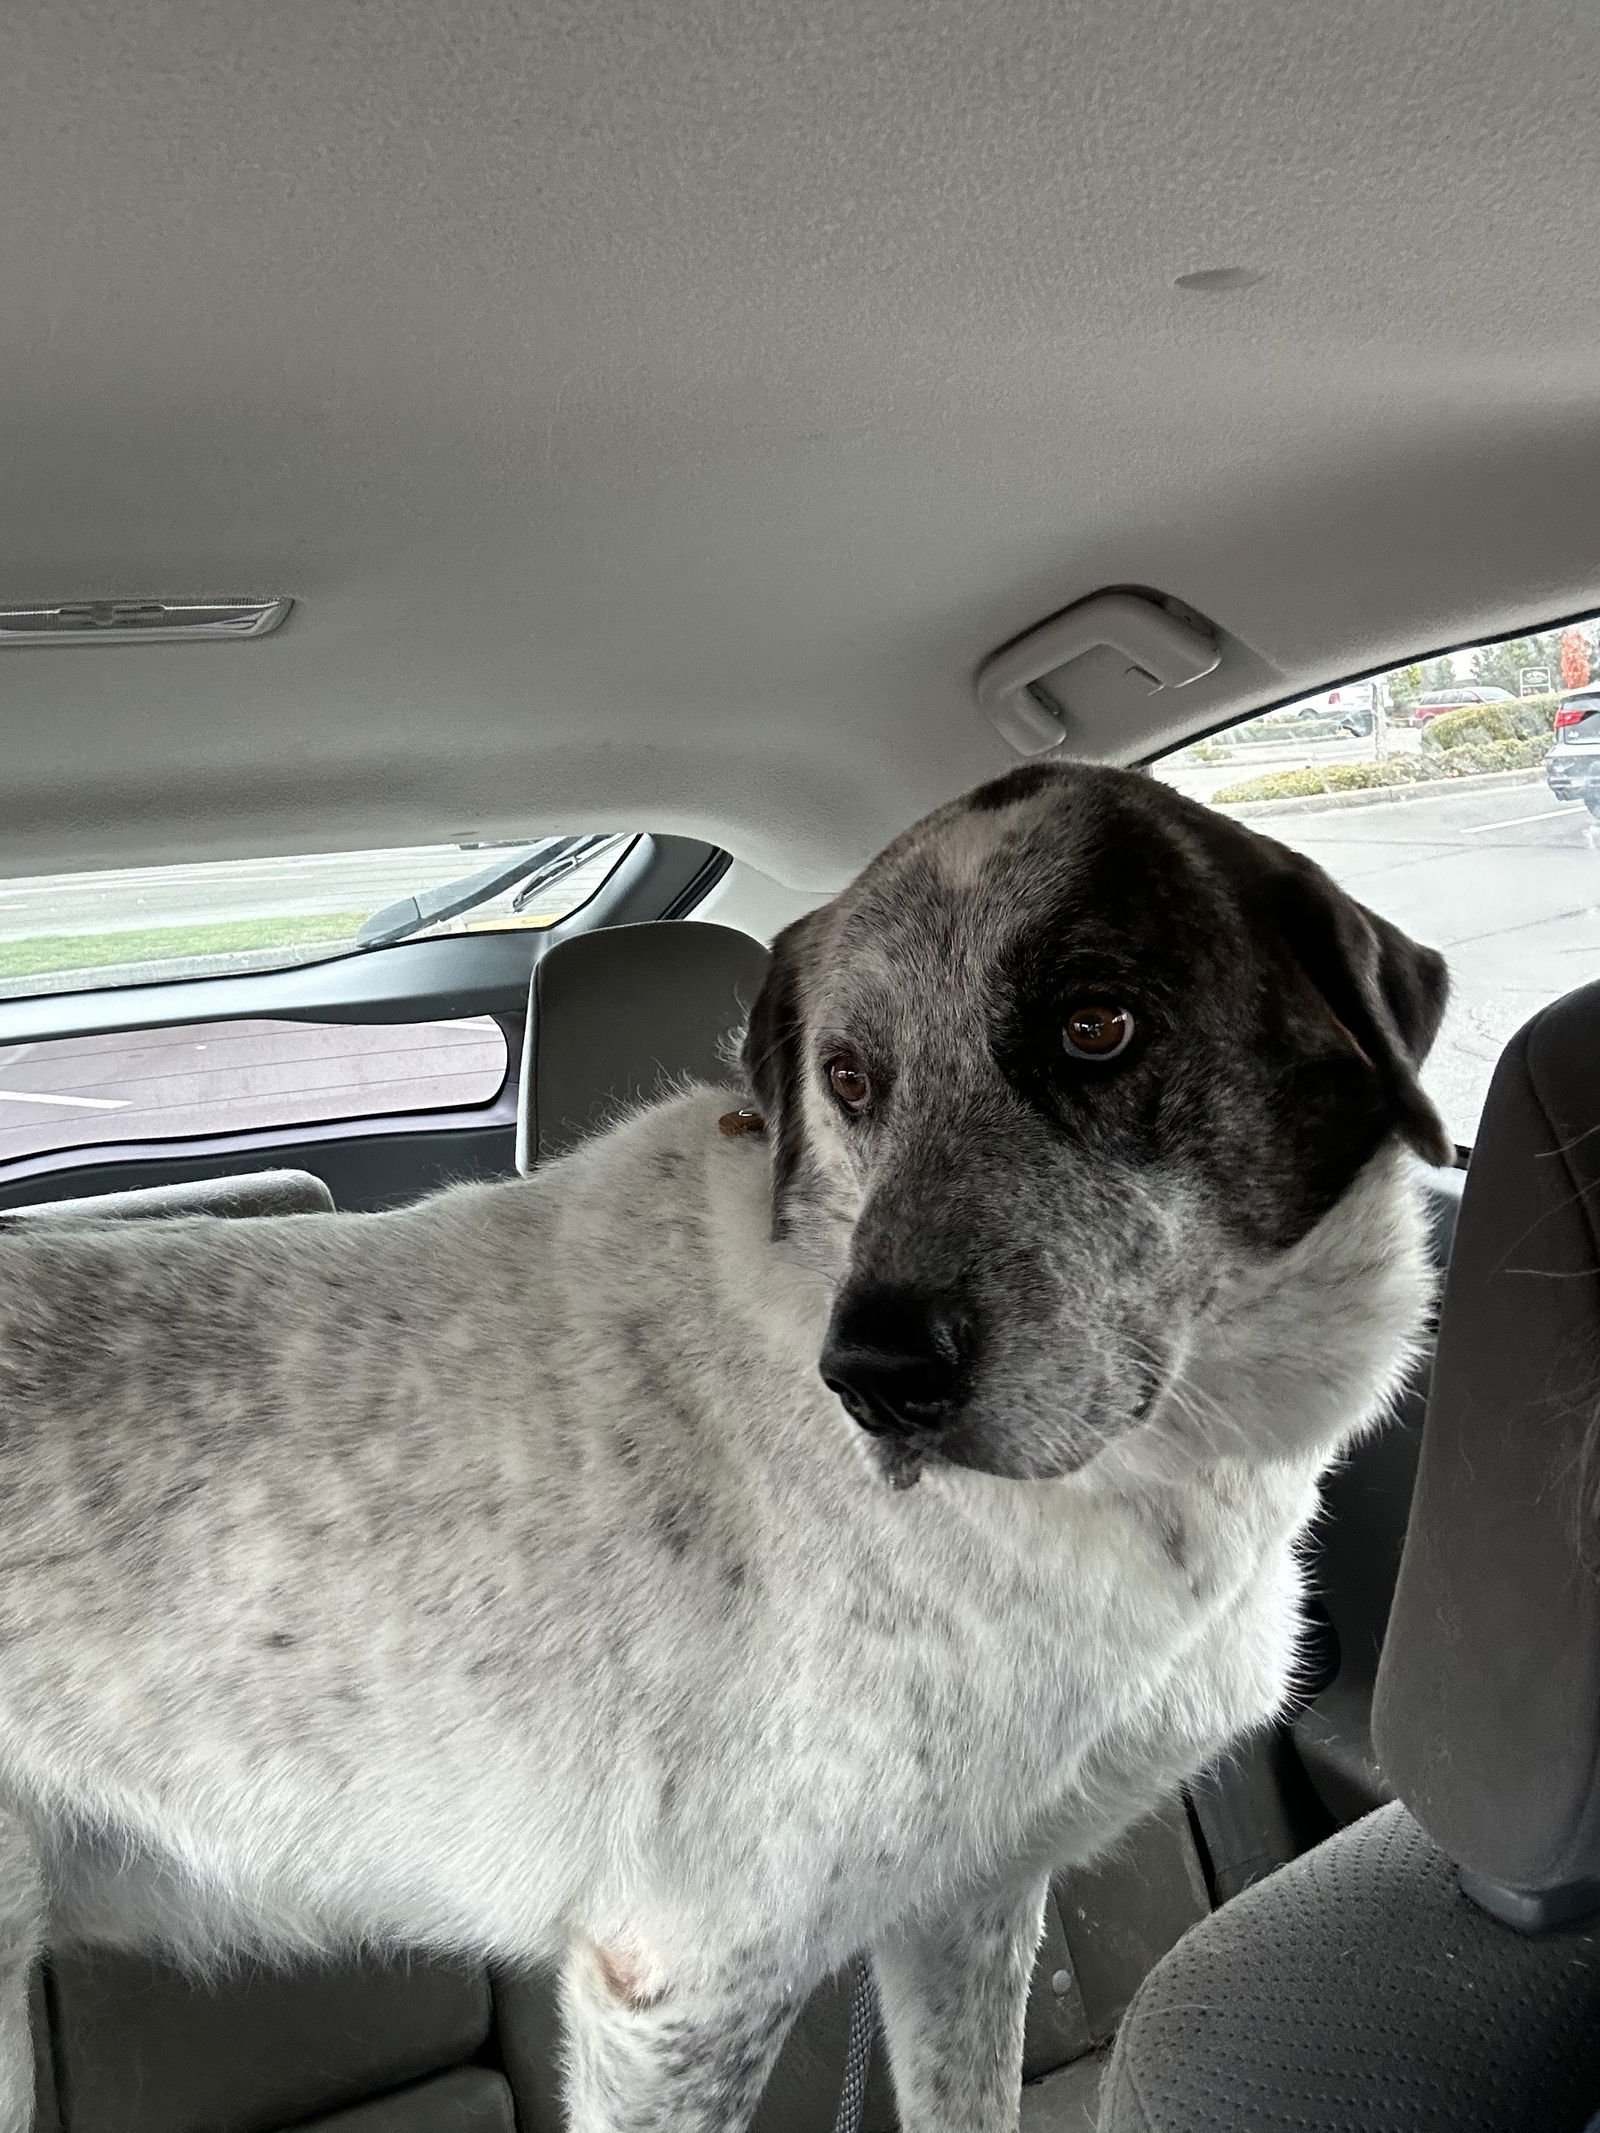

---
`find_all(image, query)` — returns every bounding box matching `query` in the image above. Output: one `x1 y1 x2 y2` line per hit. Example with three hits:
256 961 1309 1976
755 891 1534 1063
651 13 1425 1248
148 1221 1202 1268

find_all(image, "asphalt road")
1261 780 1593 1145
0 781 1583 1168
0 846 548 937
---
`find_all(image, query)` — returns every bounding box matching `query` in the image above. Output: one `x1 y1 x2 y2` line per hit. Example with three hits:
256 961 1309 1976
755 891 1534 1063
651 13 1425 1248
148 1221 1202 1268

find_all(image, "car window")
0 1016 507 1165
1152 611 1600 1148
0 836 634 1003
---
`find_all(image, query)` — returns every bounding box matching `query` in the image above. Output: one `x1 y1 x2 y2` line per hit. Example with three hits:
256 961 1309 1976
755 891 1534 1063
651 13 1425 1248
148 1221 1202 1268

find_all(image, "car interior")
3 2 1600 2127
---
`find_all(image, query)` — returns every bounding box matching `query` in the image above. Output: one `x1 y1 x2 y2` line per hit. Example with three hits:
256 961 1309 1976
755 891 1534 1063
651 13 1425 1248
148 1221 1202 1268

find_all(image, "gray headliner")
4 0 1599 890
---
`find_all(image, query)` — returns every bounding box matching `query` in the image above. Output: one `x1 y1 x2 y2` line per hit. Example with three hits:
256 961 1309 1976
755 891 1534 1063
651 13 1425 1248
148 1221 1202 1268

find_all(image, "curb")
1214 766 1549 821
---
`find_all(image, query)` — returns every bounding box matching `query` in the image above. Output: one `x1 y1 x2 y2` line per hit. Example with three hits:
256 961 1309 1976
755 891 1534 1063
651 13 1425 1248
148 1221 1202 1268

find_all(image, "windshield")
0 836 634 1002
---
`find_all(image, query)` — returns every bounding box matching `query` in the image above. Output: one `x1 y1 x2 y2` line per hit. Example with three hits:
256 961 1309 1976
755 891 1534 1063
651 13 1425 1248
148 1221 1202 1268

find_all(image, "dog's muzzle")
819 1284 972 1443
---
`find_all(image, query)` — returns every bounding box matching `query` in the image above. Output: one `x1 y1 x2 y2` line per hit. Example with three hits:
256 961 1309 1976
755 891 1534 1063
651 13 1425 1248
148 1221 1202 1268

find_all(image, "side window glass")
1153 613 1600 1147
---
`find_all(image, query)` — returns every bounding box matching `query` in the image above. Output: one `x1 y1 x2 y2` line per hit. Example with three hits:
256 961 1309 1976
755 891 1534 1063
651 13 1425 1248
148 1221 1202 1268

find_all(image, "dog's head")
743 763 1449 1485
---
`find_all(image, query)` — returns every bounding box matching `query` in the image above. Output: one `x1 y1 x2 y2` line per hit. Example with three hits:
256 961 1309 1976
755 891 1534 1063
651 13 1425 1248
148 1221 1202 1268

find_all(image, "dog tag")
718 1109 766 1138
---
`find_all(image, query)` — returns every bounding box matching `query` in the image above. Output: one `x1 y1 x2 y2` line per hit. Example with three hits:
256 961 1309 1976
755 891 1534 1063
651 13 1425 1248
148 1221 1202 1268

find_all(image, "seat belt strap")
831 1962 878 2133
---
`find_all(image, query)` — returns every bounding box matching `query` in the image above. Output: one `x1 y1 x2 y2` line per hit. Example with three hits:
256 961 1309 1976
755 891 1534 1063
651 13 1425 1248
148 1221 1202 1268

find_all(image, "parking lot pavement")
0 850 474 939
1248 781 1598 1144
0 847 549 938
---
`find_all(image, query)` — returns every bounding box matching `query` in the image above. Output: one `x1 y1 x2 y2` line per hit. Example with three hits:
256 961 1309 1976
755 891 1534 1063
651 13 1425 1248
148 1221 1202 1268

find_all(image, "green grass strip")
0 912 369 980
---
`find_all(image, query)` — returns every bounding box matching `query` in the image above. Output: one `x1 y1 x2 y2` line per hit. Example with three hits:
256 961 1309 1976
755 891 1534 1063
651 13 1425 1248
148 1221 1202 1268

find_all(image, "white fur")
0 1084 1432 2132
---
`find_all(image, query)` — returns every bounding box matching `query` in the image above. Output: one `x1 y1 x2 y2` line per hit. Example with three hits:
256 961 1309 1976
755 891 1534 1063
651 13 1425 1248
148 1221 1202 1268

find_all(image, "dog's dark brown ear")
1270 855 1453 1167
742 914 817 1237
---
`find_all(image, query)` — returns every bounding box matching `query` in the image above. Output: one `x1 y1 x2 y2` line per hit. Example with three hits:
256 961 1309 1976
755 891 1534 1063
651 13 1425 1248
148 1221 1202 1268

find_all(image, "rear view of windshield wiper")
355 835 619 950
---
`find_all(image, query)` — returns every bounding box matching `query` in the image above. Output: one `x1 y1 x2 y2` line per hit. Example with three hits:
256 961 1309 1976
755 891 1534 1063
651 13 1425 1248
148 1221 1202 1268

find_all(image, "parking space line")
1461 805 1583 833
0 1090 128 1109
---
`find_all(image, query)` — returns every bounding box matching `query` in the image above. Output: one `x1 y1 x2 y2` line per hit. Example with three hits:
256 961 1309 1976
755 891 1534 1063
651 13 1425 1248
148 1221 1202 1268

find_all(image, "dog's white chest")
627 1428 1309 1962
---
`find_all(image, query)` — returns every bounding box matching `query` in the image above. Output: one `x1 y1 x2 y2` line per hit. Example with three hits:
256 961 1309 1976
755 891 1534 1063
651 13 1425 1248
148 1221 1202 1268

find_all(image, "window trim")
0 835 726 1048
0 834 729 1187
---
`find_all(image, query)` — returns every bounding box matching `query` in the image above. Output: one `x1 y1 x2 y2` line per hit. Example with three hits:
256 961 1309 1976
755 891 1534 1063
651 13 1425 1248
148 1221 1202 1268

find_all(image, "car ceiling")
4 0 1599 891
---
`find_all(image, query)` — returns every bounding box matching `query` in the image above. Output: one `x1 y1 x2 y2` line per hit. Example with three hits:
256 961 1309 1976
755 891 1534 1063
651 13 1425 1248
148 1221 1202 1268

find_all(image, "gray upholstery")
517 919 771 1169
47 1952 491 2133
3 1168 334 1223
1373 977 1600 1902
299 2070 515 2130
1100 1802 1600 2132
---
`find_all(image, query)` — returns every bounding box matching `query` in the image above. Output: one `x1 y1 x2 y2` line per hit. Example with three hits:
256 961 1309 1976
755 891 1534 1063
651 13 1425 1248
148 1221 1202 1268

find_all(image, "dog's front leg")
560 1937 801 2133
870 1876 1048 2133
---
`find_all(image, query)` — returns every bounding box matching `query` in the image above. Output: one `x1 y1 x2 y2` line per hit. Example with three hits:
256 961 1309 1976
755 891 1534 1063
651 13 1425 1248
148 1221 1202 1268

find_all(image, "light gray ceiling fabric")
4 2 1599 884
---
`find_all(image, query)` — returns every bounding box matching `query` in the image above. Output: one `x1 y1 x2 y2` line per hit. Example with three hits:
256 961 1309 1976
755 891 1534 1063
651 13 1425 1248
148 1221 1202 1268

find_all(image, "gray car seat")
1099 976 1600 2132
516 918 773 1168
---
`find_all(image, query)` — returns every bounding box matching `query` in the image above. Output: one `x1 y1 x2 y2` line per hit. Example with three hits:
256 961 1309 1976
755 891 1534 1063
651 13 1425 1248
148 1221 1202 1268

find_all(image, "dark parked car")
1546 706 1600 811
1411 685 1516 726
1553 686 1600 735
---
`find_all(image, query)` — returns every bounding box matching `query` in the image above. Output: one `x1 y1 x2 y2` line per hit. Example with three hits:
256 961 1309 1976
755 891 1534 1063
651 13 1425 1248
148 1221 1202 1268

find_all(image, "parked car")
1410 685 1517 726
1293 681 1375 726
1545 705 1600 811
1552 686 1600 734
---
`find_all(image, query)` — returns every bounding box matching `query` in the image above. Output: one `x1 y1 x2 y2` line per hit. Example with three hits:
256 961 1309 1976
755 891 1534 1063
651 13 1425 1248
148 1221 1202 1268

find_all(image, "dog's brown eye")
1062 1004 1135 1061
827 1058 873 1112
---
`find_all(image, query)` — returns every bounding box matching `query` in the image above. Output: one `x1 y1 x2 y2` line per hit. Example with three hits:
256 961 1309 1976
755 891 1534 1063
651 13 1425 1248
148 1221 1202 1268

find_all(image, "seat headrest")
1373 977 1600 1925
517 921 771 1171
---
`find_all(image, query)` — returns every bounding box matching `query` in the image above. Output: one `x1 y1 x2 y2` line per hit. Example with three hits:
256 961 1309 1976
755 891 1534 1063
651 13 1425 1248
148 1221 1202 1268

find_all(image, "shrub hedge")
1419 693 1561 752
1211 733 1549 804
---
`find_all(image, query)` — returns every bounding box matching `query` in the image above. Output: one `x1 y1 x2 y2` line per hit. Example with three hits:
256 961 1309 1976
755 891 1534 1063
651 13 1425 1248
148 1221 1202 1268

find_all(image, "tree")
1388 662 1421 707
1419 656 1456 690
1562 625 1591 691
1471 632 1563 694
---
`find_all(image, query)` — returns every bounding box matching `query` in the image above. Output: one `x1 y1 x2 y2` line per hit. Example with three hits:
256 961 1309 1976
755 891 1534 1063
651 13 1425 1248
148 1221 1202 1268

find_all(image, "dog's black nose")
820 1287 971 1438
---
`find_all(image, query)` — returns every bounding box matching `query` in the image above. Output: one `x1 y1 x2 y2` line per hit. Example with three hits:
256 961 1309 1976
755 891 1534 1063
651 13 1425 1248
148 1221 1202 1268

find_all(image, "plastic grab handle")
976 592 1221 755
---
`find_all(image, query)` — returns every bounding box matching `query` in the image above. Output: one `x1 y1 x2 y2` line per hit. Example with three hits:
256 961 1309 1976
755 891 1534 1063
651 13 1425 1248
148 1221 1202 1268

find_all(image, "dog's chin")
847 1375 1169 1490
923 1385 1168 1485
854 1423 1106 1489
856 1433 936 1491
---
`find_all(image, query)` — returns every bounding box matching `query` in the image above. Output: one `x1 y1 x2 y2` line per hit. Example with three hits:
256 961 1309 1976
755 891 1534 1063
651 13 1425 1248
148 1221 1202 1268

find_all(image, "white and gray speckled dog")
0 762 1450 2132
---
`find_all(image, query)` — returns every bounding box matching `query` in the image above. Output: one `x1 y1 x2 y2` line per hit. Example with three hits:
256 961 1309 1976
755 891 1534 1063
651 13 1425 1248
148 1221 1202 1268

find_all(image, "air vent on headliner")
0 598 292 645
976 591 1220 755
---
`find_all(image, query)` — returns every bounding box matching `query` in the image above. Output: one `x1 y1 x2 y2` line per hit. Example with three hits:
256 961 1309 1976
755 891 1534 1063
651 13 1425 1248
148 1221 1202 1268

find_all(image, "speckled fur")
0 765 1447 2131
